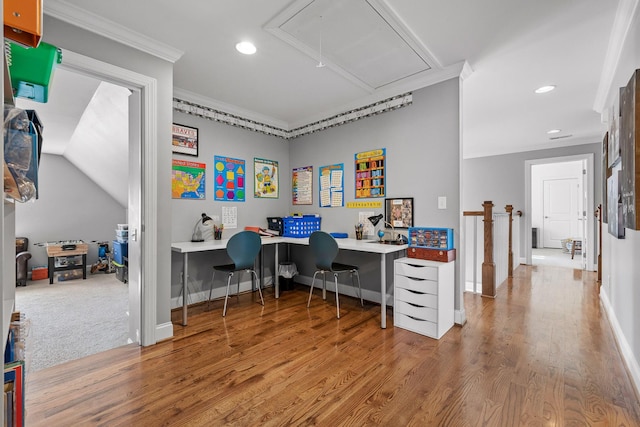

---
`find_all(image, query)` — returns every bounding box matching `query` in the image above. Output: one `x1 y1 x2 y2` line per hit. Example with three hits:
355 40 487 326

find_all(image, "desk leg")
274 243 280 299
260 248 264 291
182 252 188 326
82 254 87 279
48 257 54 285
380 253 386 329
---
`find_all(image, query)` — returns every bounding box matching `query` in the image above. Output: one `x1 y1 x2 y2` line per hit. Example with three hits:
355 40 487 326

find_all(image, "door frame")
525 153 595 270
60 50 158 346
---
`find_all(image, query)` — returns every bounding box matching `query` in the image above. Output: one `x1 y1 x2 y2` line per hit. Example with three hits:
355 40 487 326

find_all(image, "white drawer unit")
393 257 455 339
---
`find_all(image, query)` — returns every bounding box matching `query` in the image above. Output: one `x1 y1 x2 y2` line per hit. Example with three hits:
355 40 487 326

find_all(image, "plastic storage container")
408 227 454 250
112 240 128 264
282 215 321 237
7 41 62 103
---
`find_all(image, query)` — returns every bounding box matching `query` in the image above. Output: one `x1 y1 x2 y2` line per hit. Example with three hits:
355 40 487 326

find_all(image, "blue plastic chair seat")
307 231 363 318
207 230 264 316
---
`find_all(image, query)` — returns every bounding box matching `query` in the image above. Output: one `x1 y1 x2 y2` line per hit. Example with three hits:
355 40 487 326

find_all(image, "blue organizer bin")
112 240 128 264
282 215 321 237
408 227 454 250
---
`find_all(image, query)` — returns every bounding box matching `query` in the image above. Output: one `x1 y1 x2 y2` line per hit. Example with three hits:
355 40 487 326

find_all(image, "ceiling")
34 0 625 158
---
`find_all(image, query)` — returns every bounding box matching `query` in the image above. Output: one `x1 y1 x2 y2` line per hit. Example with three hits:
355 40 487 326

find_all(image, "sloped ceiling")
16 70 130 207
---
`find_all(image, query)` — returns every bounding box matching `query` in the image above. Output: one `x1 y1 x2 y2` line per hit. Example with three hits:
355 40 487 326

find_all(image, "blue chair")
307 231 363 318
207 230 264 316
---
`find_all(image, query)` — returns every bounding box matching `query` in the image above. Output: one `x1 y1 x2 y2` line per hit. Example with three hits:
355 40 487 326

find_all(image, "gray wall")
44 16 175 328
288 79 462 310
170 112 290 301
15 154 126 270
463 142 602 259
599 8 640 392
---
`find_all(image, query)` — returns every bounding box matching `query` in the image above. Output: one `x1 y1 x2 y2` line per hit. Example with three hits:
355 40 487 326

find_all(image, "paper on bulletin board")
222 206 237 229
319 163 344 207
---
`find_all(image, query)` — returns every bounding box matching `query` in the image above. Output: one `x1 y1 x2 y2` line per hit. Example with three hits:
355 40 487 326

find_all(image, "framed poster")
319 163 344 207
607 163 625 238
254 158 279 198
172 159 206 199
602 132 609 223
385 197 414 228
172 123 199 156
620 69 639 229
355 148 385 198
292 166 313 205
214 156 246 201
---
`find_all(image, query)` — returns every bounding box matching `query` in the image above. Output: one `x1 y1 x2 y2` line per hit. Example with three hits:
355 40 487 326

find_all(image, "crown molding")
44 0 184 63
593 0 639 113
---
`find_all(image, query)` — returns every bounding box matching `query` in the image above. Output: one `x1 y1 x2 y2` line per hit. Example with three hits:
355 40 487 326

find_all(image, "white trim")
524 153 596 271
155 322 175 343
60 50 159 346
464 134 601 160
44 0 184 63
593 0 640 113
600 290 640 399
454 310 467 325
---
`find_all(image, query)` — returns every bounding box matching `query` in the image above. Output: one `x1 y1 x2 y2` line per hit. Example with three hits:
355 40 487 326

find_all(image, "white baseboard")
600 290 640 399
155 321 174 343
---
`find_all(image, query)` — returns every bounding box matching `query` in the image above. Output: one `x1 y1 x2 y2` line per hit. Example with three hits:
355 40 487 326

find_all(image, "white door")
543 178 579 248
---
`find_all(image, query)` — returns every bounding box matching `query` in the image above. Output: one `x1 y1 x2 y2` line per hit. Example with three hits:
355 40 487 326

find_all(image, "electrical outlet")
438 196 447 209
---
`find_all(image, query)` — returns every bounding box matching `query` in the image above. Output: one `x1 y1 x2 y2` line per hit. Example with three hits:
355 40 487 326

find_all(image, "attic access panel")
267 0 437 91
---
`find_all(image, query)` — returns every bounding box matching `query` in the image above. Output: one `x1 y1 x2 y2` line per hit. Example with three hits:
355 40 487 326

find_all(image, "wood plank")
24 266 640 426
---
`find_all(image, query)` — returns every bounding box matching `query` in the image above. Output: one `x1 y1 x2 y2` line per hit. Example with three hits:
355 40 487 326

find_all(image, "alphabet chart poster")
292 166 313 205
214 156 246 201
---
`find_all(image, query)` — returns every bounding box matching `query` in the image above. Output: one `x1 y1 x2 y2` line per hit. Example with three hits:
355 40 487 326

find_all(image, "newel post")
506 204 513 278
482 201 496 298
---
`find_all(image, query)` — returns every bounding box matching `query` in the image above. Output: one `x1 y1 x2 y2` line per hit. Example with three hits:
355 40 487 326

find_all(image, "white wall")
599 3 640 396
15 154 126 269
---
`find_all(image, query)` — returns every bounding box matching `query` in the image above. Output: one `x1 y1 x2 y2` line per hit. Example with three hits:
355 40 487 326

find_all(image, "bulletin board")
214 155 246 201
319 163 344 207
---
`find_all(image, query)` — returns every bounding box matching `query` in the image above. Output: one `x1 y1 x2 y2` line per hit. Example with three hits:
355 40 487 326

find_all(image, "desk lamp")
191 213 213 242
368 214 396 242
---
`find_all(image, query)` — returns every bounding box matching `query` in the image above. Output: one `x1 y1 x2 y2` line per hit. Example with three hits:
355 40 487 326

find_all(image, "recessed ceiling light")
235 41 256 55
535 85 556 94
547 129 561 134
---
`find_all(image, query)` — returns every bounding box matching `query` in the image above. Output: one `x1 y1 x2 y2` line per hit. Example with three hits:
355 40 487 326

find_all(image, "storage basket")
7 41 62 103
282 215 321 237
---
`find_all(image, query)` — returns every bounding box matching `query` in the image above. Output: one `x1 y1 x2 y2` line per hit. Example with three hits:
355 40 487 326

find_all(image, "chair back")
309 231 338 271
226 230 262 270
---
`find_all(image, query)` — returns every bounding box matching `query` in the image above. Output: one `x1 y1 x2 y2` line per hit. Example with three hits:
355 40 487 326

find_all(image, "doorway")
525 154 594 270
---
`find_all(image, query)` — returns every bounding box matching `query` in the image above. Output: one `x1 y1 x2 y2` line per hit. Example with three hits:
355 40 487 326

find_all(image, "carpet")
14 273 130 372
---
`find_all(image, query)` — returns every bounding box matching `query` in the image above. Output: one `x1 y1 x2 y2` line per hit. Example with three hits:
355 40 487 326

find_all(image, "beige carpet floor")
14 272 129 373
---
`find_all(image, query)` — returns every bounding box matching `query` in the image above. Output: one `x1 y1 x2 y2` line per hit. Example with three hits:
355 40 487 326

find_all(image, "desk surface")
171 236 407 253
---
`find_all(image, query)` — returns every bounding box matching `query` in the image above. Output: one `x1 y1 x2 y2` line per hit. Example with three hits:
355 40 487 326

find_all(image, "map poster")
214 155 246 201
172 159 206 199
254 158 279 198
292 166 313 205
319 163 344 208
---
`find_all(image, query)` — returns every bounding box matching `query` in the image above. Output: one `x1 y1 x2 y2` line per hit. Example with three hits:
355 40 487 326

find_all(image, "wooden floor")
25 265 640 426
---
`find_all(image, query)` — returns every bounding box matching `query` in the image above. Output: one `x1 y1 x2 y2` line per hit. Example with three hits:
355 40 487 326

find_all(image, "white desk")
171 236 407 328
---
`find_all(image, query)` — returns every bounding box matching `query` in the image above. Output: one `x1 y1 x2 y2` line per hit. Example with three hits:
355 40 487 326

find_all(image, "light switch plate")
438 196 447 209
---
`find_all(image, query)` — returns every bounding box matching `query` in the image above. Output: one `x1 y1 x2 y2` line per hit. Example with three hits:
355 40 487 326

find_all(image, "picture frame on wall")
385 197 414 228
172 123 199 157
